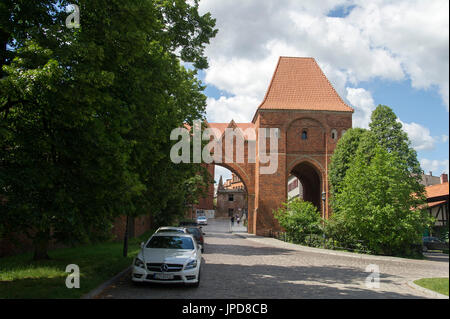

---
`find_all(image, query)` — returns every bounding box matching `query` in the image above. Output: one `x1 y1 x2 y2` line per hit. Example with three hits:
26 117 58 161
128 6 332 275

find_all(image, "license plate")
154 273 174 280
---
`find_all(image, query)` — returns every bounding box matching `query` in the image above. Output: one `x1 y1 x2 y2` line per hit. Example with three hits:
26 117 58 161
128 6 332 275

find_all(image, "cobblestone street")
96 218 448 299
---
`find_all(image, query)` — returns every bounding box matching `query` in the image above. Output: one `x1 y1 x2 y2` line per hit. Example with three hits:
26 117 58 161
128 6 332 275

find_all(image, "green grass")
0 230 154 299
414 278 449 296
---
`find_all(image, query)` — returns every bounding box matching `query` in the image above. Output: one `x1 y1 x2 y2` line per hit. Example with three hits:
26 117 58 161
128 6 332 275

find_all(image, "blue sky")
195 0 449 183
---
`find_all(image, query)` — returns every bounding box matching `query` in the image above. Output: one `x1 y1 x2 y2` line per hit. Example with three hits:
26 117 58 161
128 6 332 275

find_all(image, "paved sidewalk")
230 222 247 233
233 232 449 264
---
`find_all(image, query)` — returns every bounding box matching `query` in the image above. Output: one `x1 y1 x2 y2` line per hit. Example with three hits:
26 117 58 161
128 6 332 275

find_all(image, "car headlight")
184 259 197 270
134 258 145 268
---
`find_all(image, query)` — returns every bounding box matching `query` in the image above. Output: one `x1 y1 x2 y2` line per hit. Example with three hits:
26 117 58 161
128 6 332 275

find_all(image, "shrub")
273 198 322 244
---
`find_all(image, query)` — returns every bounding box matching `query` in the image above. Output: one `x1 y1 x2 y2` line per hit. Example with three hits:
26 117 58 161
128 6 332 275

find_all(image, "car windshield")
187 228 200 236
146 236 194 249
198 216 206 220
157 229 184 233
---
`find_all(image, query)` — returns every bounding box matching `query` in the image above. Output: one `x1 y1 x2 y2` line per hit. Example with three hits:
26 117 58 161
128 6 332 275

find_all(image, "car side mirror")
140 242 145 249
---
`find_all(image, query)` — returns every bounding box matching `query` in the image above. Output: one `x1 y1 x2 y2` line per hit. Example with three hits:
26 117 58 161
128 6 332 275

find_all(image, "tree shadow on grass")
0 276 71 299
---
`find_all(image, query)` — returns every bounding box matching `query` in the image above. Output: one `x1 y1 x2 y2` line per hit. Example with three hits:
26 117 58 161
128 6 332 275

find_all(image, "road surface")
96 218 448 299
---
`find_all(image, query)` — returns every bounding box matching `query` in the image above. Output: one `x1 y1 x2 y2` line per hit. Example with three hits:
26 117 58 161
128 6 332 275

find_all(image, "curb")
81 266 131 299
407 280 449 299
232 233 445 264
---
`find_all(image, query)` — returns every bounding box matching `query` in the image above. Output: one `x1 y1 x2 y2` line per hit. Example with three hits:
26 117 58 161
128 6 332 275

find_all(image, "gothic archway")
289 160 323 212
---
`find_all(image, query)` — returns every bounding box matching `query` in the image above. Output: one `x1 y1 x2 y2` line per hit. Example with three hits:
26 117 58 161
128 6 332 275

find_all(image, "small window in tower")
331 129 337 142
301 130 308 140
228 194 234 201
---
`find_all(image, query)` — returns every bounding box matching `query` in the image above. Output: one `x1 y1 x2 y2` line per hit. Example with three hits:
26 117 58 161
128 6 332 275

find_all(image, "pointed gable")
207 121 256 141
256 57 353 115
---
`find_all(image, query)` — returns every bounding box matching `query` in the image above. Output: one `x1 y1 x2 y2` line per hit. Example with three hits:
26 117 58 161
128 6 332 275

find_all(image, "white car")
131 232 202 287
196 215 207 225
155 226 188 234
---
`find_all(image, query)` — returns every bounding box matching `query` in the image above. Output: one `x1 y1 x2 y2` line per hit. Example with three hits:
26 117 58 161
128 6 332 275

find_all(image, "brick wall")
111 215 153 240
216 190 247 218
195 164 215 210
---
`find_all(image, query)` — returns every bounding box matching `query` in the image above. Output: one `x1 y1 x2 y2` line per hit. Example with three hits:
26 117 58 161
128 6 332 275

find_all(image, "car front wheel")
187 269 200 288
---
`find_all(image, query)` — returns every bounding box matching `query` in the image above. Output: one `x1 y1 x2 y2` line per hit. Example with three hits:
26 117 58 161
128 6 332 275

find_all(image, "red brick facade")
215 174 248 218
195 57 353 236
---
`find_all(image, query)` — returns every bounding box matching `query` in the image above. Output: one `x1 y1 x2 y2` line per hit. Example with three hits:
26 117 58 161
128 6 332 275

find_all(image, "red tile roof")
208 122 255 140
425 182 449 199
256 57 353 114
427 200 447 208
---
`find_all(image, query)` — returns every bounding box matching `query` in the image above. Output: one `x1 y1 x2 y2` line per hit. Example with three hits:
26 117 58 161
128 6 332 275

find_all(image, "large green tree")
0 0 217 259
328 105 430 256
332 145 430 256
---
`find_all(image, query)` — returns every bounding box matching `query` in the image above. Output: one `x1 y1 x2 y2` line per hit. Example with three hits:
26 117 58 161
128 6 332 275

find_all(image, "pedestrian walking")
230 216 235 226
237 216 240 225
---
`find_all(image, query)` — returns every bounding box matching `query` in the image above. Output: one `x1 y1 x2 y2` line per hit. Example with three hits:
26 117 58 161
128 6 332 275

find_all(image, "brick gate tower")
200 57 353 235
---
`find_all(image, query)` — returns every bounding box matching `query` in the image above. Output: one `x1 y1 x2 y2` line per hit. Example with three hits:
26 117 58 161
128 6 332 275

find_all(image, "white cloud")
206 95 260 123
441 135 449 143
420 159 449 174
199 0 449 124
350 0 449 110
214 165 233 184
346 88 376 129
399 121 436 151
345 88 437 151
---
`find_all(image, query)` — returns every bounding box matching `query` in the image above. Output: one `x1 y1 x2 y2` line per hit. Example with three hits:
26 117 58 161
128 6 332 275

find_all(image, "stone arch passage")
290 161 322 211
213 163 252 232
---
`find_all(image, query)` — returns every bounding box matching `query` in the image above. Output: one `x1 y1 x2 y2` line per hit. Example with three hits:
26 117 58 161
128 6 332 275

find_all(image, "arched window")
301 130 308 140
341 129 347 137
331 129 337 142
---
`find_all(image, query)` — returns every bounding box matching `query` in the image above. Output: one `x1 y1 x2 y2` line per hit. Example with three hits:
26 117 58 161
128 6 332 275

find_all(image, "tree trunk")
33 232 50 260
123 215 129 257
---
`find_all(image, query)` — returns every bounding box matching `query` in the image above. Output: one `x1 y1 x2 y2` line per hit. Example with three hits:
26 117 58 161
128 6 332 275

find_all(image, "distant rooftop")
425 182 449 199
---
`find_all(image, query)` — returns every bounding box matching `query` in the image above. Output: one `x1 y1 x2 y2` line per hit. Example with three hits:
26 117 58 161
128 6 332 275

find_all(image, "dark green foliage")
0 1 217 259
